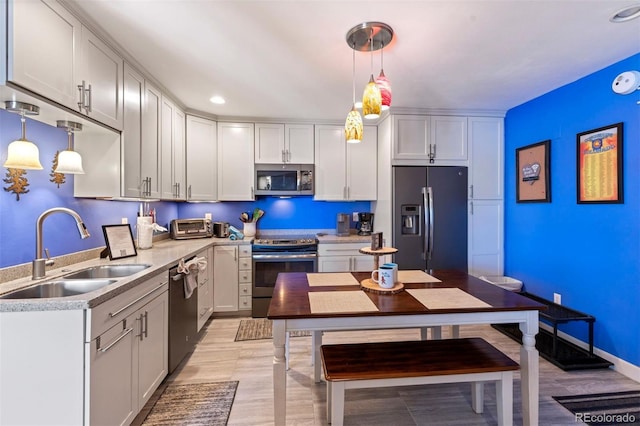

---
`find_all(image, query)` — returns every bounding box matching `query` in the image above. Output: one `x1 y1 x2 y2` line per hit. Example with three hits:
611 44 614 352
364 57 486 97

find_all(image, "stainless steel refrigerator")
392 166 468 272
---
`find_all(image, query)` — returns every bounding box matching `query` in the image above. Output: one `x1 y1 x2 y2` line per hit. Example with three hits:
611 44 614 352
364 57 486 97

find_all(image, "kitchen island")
267 270 546 426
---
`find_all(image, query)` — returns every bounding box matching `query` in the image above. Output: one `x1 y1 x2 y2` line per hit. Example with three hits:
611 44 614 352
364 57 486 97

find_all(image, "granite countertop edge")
0 237 250 313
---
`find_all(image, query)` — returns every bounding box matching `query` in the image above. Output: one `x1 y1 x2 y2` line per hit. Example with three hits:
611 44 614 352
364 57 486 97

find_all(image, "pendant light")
376 41 392 111
346 22 393 118
3 101 43 170
55 120 85 174
345 42 363 143
362 29 381 119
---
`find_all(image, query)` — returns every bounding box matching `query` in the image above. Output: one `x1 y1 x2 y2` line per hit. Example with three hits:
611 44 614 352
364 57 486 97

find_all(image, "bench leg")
326 381 332 423
450 325 460 338
286 332 290 370
313 330 322 382
496 372 514 426
331 382 345 426
471 382 484 413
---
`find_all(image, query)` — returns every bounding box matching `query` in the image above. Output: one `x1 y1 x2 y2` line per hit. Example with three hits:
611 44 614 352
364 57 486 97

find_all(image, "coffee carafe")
357 212 374 235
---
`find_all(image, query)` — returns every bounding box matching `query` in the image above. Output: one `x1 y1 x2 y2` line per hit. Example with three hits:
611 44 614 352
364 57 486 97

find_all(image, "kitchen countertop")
316 232 372 243
0 237 249 313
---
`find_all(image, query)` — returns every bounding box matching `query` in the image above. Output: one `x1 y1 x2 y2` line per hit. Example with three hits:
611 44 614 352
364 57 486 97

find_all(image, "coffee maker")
357 212 374 235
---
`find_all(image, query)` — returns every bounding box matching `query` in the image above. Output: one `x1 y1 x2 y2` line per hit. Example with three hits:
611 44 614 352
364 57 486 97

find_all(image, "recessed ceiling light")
610 4 640 22
209 95 226 104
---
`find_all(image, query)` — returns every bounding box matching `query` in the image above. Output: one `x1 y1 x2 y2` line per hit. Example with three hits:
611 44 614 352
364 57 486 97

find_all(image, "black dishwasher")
168 261 198 373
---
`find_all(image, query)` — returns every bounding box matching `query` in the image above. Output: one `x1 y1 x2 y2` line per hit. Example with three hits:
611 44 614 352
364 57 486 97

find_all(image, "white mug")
371 266 394 289
382 262 398 284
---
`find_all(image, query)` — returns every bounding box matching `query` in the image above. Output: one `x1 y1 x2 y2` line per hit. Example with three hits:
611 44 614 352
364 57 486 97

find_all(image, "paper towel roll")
137 216 153 249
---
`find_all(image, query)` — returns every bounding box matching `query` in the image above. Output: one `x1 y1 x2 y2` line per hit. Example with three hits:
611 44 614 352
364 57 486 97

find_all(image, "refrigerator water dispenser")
401 205 421 235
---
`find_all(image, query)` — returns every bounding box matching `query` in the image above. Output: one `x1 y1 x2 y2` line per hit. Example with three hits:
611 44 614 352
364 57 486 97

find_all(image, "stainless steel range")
252 234 318 317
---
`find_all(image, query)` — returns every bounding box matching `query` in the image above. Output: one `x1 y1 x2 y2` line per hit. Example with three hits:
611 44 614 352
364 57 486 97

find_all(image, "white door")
122 64 143 198
142 82 162 198
137 293 168 408
430 116 468 162
468 199 504 276
346 125 377 200
469 117 504 200
186 115 217 201
255 123 285 164
173 106 186 200
285 124 314 163
217 123 255 200
314 125 346 200
393 115 429 160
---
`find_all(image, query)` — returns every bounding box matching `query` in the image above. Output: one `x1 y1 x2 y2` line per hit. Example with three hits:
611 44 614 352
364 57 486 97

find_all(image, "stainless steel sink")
0 279 116 299
62 264 151 279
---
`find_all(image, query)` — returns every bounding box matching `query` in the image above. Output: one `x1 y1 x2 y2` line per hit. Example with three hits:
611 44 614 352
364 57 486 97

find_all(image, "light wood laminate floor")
134 318 639 426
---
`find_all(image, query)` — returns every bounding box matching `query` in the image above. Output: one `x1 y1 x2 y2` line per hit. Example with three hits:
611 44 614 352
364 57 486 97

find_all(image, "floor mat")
553 390 640 425
234 318 311 341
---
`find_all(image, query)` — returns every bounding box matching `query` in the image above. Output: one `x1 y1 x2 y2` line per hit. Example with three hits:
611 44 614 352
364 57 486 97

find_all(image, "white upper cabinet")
142 81 162 199
314 125 377 201
218 122 255 200
9 0 123 130
122 63 144 198
255 123 314 164
392 115 467 164
186 115 217 201
160 96 186 200
468 117 504 200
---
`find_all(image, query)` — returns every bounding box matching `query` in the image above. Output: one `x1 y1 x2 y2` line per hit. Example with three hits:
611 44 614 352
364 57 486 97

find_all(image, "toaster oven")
170 218 213 239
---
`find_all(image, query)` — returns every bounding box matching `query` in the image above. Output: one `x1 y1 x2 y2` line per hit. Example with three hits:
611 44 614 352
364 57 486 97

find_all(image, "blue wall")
504 53 640 366
0 108 370 268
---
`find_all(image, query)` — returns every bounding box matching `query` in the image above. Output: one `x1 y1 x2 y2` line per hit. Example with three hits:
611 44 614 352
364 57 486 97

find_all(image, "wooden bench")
321 337 519 426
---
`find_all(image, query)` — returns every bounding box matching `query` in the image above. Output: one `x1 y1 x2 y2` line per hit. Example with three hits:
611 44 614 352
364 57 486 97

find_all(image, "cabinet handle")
85 83 92 112
143 311 149 339
286 150 291 162
77 82 85 111
470 185 474 199
188 185 192 199
282 149 285 163
109 282 167 318
429 144 436 164
98 327 133 353
470 201 474 215
251 186 254 198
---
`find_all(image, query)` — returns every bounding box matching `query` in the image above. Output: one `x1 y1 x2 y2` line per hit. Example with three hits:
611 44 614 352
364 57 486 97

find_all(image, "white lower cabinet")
88 272 169 425
468 199 504 277
318 243 375 272
213 245 239 312
197 246 215 331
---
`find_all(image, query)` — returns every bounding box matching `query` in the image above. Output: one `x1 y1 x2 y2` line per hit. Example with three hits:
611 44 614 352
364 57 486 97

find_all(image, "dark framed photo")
371 232 383 250
516 140 551 203
577 122 623 204
102 224 137 260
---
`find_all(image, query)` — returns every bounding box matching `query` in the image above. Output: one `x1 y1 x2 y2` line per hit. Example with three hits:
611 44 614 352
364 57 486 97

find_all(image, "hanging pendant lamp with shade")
346 22 393 119
376 42 392 110
3 101 43 170
345 42 363 143
55 120 85 174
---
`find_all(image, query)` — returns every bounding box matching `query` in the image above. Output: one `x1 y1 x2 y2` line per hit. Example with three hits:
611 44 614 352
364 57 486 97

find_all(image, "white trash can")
479 276 523 292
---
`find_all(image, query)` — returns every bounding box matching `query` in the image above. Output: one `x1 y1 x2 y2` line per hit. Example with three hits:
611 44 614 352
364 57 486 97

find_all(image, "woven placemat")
308 291 378 314
398 270 442 283
307 272 359 286
407 288 491 309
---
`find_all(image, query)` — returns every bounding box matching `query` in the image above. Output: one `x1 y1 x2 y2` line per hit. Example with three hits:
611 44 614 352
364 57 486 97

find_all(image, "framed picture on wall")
577 122 623 204
516 140 551 203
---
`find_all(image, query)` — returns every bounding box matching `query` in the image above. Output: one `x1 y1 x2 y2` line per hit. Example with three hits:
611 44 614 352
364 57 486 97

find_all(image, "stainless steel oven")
252 235 318 317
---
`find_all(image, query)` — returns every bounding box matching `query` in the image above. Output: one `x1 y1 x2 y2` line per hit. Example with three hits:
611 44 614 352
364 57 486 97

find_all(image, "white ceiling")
68 0 640 121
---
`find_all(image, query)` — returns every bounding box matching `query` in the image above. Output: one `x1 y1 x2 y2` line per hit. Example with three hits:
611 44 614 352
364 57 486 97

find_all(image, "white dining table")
267 270 545 426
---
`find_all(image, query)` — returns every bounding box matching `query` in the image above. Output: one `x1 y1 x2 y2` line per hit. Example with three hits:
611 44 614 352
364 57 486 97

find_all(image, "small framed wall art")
577 122 623 204
102 224 137 260
516 140 551 203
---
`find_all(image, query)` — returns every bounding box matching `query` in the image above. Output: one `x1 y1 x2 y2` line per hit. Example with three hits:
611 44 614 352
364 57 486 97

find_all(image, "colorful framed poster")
516 140 551 203
577 122 623 204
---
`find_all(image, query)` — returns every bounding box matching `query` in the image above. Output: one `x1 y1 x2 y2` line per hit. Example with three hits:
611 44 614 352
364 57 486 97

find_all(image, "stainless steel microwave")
255 164 314 196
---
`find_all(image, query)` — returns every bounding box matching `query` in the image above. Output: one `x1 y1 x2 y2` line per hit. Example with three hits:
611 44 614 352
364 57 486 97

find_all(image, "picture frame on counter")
371 232 383 250
516 140 551 203
577 122 623 204
102 224 137 260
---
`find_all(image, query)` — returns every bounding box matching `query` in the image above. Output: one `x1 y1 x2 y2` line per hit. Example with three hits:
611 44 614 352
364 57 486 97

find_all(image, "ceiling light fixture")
55 120 84 174
346 22 393 120
209 95 226 104
376 41 392 111
3 101 43 170
345 41 363 144
610 4 640 22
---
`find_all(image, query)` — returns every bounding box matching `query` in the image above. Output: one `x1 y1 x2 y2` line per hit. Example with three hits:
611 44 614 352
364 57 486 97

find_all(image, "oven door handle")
252 253 317 260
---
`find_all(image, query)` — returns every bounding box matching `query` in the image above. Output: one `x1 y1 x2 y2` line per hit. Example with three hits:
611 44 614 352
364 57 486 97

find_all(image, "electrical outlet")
205 213 212 220
121 217 128 224
353 212 359 221
553 293 561 305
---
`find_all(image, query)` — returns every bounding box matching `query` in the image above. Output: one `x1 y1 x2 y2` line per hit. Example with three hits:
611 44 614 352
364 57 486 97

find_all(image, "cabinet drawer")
318 242 368 257
238 245 252 258
239 283 252 297
239 295 252 311
89 272 168 340
238 257 252 270
239 269 252 283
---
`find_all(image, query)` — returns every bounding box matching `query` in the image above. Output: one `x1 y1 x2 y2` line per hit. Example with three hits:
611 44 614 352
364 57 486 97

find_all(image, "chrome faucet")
33 207 90 280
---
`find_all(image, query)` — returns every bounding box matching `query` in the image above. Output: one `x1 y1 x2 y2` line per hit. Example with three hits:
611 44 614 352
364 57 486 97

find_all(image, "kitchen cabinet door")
213 245 239 312
314 125 347 200
255 123 285 164
392 115 430 160
346 125 377 200
80 27 123 130
137 292 168 408
9 0 81 110
217 122 255 200
469 117 504 200
430 116 467 162
468 199 504 277
122 63 144 198
285 124 314 163
89 318 137 426
160 96 186 200
186 115 217 201
141 82 162 199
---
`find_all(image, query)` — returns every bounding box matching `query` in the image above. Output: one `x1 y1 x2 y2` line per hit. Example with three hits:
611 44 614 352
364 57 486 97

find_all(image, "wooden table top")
267 270 547 319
